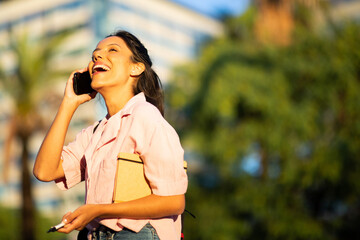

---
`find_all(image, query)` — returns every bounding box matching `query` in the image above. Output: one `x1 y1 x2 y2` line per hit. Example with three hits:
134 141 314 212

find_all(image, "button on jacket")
56 92 188 240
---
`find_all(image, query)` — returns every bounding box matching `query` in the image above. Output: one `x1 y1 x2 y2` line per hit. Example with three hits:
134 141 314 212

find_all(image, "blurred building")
0 0 223 217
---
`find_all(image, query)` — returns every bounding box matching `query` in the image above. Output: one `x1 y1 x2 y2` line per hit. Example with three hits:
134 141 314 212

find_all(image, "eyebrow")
92 43 122 53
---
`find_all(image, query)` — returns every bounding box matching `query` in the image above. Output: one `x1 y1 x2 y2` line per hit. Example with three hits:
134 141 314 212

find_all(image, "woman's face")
88 36 135 93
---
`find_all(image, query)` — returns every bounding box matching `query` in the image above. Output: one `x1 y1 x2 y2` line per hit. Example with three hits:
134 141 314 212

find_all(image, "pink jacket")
56 92 188 240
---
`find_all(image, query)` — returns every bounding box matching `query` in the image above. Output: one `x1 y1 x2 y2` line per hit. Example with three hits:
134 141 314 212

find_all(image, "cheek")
114 63 131 77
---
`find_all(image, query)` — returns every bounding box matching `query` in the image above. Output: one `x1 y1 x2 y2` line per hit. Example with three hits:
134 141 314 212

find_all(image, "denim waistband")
90 223 159 240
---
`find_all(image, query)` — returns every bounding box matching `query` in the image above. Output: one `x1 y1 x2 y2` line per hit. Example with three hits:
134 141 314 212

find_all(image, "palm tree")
0 28 75 240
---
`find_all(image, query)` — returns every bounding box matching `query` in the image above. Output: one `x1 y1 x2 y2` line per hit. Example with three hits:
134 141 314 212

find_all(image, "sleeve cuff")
150 177 188 196
55 156 83 190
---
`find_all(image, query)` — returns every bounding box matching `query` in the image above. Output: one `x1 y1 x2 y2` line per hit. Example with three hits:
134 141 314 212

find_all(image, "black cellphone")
73 71 94 95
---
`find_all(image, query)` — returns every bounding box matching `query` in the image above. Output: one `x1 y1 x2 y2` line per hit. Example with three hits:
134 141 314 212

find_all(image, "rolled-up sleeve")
129 104 188 196
55 125 93 190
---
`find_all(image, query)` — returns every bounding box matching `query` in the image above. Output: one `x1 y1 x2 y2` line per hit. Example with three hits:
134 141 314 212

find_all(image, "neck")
101 87 135 117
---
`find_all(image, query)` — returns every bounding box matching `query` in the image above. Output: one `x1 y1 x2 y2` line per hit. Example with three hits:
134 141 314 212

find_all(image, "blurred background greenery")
0 0 359 239
167 2 360 239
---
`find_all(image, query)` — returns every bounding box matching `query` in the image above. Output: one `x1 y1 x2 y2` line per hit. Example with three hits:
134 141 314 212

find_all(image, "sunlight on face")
88 36 135 93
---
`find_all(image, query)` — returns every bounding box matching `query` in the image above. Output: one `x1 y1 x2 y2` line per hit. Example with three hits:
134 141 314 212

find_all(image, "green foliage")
168 10 360 240
0 206 66 240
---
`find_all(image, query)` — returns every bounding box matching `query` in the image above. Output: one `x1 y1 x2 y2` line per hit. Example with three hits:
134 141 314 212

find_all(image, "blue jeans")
90 223 160 240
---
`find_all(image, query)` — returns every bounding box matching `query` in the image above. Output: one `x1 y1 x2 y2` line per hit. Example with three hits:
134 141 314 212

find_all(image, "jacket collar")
104 92 146 120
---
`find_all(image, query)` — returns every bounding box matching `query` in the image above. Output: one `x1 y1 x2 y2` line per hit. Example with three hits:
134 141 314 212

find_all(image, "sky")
170 0 250 18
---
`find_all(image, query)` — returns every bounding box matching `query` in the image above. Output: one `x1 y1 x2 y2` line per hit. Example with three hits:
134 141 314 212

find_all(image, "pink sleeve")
130 104 188 196
55 125 94 190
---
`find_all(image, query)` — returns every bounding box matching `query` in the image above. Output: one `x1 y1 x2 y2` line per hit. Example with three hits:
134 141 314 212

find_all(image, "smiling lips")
92 64 110 74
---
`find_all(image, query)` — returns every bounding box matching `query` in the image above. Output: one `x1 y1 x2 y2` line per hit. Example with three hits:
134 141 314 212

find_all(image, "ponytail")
134 66 164 116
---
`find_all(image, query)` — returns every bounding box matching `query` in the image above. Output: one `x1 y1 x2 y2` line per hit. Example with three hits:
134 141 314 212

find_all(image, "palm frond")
1 28 76 114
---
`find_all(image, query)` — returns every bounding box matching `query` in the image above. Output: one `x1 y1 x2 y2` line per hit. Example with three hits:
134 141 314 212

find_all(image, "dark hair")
107 30 164 116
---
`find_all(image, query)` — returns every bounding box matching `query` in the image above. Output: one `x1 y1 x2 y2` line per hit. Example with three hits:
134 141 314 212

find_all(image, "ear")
130 62 145 77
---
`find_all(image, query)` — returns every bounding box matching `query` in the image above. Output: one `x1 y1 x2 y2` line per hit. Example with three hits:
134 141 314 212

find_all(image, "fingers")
63 68 96 105
77 91 97 103
62 211 74 225
57 221 76 233
57 205 96 233
57 211 80 233
64 71 78 96
56 212 73 233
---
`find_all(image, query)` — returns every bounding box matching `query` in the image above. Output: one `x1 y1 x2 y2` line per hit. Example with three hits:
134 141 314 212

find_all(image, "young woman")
33 30 188 240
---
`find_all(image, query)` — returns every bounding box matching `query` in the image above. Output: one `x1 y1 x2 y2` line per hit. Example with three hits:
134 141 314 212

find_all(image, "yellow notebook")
113 152 187 203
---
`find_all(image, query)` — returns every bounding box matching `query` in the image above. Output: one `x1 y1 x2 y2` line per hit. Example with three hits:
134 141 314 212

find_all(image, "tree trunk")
255 0 294 46
20 136 35 240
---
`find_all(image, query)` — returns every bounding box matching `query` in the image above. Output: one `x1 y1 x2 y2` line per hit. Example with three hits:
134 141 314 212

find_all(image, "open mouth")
92 64 110 74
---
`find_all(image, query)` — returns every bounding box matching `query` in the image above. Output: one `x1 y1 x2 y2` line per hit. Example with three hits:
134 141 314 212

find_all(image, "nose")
93 51 103 61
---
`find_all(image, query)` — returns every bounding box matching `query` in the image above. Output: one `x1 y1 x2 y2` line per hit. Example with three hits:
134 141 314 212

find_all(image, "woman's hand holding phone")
64 68 97 107
73 71 95 95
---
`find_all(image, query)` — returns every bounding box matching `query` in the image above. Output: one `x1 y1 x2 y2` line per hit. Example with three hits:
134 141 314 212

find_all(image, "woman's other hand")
58 204 99 233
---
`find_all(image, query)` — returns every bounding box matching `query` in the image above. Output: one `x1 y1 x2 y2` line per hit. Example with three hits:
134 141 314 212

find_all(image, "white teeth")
93 64 110 71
